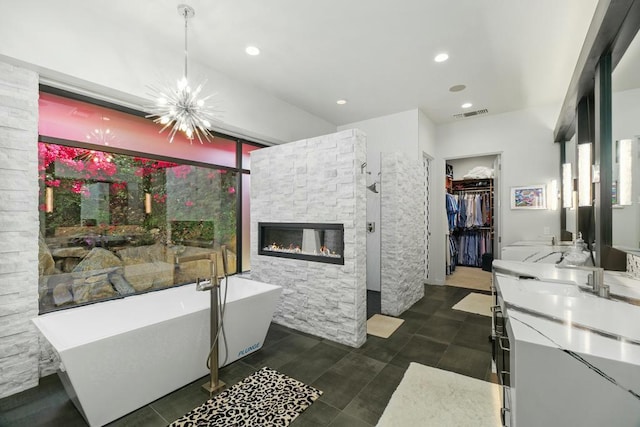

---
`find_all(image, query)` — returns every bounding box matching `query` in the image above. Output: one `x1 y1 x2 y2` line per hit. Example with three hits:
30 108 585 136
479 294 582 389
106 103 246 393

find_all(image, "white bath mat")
452 293 493 317
376 363 501 427
169 367 321 427
367 314 405 338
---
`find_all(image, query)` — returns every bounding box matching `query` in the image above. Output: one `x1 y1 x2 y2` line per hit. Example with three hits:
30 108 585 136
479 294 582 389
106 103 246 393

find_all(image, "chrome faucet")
555 264 609 298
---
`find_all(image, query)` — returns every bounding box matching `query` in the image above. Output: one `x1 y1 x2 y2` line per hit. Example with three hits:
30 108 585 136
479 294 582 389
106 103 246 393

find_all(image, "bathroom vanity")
500 240 588 265
491 260 640 426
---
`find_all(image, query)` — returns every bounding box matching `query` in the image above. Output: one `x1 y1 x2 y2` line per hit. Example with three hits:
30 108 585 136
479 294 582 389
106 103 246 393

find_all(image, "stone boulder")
51 247 90 259
123 262 174 292
72 247 123 273
175 259 213 285
38 233 57 276
109 272 136 296
53 282 73 306
71 269 118 304
117 244 168 265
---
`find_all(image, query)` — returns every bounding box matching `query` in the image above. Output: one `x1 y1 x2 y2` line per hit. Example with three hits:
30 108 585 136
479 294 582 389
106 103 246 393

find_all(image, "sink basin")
518 279 584 297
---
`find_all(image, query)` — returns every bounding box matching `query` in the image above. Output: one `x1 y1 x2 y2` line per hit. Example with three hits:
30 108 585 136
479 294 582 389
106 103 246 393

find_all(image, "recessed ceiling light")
461 102 473 109
449 84 466 92
434 53 449 63
336 99 347 105
245 46 260 56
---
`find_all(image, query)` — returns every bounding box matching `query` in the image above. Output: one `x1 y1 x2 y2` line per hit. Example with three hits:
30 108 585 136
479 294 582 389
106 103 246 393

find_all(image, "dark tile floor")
0 284 494 427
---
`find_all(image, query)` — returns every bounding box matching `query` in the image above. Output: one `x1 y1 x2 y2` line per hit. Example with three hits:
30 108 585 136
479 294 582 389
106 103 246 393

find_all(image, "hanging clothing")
445 193 458 231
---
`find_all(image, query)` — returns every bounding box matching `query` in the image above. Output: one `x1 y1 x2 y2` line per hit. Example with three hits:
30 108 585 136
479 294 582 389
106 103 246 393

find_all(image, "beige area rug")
367 314 405 338
446 266 492 291
376 363 501 427
452 293 493 317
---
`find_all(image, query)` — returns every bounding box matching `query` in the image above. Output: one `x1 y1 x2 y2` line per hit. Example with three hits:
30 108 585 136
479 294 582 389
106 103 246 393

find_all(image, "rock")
72 273 117 303
175 259 212 285
123 262 174 292
51 247 90 258
117 244 167 265
38 233 56 276
38 276 49 301
225 250 237 275
53 282 73 306
109 272 136 295
73 248 122 273
62 257 80 273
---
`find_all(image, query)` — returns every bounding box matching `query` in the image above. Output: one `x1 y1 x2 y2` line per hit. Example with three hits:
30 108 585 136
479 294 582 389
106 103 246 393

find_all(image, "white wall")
0 3 335 145
419 110 438 283
338 109 430 291
432 105 562 285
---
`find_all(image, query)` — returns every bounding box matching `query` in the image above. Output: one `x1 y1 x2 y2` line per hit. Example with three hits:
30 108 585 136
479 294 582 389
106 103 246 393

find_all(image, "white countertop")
493 261 640 365
493 260 640 426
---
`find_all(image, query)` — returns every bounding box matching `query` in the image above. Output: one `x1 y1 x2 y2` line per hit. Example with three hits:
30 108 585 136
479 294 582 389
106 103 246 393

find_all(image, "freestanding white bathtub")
32 276 282 427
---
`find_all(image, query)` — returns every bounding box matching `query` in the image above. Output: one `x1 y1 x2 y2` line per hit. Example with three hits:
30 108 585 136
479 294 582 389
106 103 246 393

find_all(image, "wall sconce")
578 143 592 207
619 139 632 206
45 187 54 213
144 193 152 214
548 179 559 210
562 163 572 208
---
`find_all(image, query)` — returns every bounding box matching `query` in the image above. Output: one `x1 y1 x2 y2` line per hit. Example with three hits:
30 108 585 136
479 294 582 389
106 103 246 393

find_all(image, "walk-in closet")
445 155 500 279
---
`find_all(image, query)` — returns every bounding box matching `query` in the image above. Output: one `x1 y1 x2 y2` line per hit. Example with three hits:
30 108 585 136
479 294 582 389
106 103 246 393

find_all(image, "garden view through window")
38 142 239 313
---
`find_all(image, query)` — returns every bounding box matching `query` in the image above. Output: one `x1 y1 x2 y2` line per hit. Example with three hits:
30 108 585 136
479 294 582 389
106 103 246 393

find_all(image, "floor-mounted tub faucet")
195 252 226 396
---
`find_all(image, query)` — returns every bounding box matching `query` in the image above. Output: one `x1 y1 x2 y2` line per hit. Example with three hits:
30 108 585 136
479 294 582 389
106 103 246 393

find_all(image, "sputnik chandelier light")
147 4 219 143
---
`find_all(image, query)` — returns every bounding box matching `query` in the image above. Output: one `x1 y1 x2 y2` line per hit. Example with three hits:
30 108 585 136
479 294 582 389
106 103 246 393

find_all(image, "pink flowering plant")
38 142 237 250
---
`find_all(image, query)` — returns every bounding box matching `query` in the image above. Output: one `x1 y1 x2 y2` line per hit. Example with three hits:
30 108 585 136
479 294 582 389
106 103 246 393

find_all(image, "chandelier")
147 4 219 144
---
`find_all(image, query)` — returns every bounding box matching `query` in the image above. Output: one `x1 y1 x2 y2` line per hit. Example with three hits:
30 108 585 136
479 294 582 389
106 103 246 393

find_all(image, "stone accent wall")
628 253 640 279
0 62 40 398
250 129 367 347
380 152 425 316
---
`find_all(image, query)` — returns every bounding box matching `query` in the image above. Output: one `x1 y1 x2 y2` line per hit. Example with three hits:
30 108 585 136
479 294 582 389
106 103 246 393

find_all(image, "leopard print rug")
169 367 323 426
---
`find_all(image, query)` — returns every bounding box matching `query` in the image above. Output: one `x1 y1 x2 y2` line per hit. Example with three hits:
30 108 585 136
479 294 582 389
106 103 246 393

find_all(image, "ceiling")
70 1 600 126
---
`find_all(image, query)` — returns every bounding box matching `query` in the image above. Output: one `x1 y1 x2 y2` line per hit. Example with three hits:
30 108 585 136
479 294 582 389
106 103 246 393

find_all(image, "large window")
37 89 263 313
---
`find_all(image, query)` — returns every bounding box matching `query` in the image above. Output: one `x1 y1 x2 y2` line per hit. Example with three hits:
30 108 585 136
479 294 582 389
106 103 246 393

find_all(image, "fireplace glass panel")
258 223 344 264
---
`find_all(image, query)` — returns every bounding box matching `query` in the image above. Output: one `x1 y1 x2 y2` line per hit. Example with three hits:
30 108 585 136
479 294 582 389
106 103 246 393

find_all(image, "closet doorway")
444 154 501 291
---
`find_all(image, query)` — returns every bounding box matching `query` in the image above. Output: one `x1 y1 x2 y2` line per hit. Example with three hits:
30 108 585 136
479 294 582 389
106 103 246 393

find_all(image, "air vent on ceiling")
453 108 488 119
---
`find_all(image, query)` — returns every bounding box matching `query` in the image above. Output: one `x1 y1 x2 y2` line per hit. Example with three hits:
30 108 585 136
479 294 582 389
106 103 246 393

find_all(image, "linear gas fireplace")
258 222 344 265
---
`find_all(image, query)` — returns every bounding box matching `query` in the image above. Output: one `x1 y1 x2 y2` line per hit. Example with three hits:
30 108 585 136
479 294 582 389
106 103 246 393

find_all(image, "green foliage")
39 143 238 251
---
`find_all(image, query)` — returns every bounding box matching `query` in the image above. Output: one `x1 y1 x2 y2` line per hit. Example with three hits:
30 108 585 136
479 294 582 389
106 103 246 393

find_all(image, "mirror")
612 26 640 255
563 135 577 240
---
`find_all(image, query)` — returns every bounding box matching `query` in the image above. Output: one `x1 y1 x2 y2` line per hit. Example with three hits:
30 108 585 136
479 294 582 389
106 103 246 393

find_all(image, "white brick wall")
0 62 39 399
380 153 426 316
628 253 640 279
250 129 367 347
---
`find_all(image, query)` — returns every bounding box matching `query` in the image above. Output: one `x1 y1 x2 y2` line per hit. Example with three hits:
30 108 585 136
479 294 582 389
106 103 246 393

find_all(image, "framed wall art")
510 185 546 209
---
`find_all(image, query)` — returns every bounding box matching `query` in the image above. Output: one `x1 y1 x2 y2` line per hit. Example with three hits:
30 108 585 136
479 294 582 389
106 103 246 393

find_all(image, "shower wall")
380 152 426 315
250 129 367 347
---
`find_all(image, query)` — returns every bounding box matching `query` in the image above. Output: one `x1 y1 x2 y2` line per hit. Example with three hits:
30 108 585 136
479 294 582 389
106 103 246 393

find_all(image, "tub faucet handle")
196 277 213 291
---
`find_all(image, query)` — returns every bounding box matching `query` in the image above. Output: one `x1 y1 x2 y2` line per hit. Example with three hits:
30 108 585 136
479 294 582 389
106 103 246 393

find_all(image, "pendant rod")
183 7 188 80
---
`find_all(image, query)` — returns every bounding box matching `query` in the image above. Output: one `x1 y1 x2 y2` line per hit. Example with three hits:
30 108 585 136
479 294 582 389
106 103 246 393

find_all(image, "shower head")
367 182 379 193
